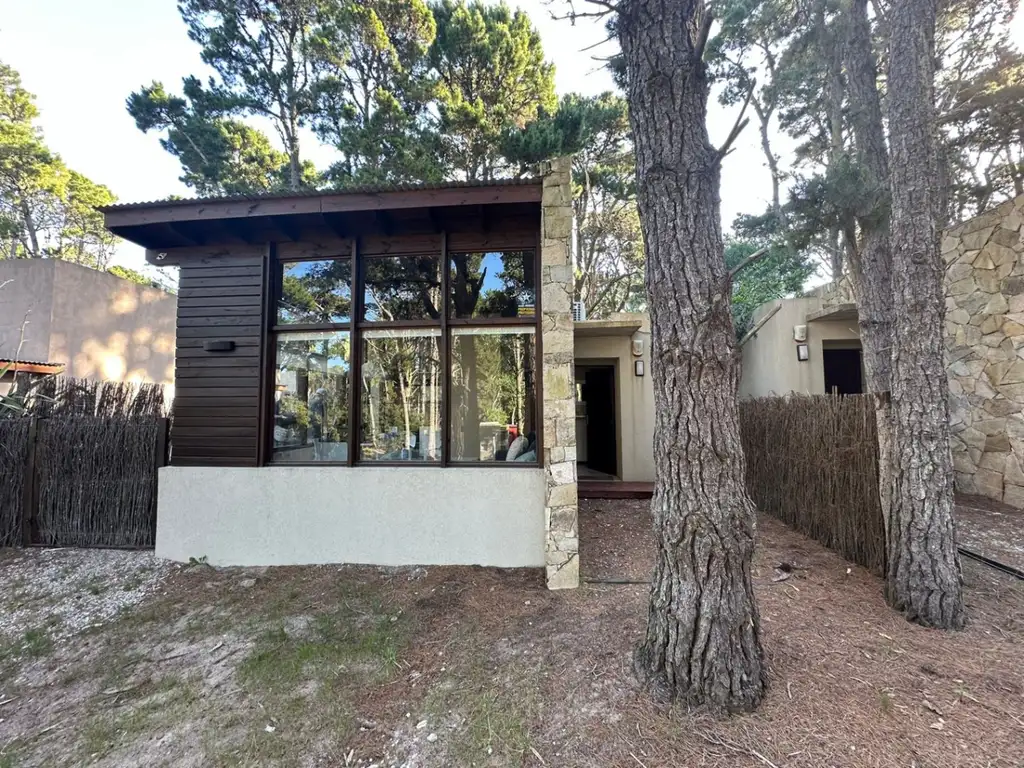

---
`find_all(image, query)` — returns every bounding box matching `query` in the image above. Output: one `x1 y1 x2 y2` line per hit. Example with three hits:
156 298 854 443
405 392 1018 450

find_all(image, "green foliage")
315 0 443 185
176 0 333 190
127 79 300 196
430 0 557 180
0 61 119 267
726 237 816 338
108 265 160 287
132 1 562 191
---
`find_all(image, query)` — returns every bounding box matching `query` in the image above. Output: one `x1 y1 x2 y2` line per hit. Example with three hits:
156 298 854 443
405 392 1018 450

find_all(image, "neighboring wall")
739 298 861 398
49 260 175 383
944 194 1024 506
0 260 175 384
0 259 54 361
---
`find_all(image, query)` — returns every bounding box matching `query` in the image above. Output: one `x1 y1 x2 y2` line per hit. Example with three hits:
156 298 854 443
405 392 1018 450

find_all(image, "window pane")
273 331 350 462
450 328 537 462
450 251 536 319
360 329 442 462
363 255 442 322
278 259 351 325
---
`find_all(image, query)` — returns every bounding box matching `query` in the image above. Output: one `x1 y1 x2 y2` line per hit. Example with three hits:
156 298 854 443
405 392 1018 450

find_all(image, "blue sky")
2 1 1022 274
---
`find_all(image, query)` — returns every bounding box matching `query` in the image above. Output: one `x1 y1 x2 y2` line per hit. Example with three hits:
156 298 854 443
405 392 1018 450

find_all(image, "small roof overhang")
574 319 644 338
0 359 64 375
99 178 544 255
806 302 858 322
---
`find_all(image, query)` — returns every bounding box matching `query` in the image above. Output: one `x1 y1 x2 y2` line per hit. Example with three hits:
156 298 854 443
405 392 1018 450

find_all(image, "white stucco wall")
156 466 547 567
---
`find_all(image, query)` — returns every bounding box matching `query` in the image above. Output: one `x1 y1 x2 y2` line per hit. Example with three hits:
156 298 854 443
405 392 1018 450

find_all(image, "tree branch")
714 82 755 164
728 245 770 281
738 302 782 348
695 13 714 63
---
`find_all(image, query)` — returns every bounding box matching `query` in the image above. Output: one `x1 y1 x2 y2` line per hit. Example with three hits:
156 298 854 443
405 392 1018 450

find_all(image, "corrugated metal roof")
0 358 65 374
98 177 543 213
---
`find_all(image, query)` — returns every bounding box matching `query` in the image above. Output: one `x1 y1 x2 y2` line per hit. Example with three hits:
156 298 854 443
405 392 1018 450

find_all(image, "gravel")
0 548 174 644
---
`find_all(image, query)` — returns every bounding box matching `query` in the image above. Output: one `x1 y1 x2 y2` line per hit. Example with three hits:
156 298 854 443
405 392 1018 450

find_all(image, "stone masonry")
944 193 1024 507
540 157 579 589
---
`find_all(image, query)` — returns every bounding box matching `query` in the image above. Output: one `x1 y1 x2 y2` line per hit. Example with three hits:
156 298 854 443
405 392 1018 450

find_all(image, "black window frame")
264 233 542 467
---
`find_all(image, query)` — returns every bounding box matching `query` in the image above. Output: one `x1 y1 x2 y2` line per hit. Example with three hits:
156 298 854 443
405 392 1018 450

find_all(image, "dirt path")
0 502 1021 767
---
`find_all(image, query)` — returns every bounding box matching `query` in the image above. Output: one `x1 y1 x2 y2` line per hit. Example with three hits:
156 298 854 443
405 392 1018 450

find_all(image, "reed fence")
739 394 886 573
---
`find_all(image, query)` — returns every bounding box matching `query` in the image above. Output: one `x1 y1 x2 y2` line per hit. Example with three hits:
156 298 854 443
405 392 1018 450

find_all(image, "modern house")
104 158 647 588
0 259 176 388
740 192 1024 509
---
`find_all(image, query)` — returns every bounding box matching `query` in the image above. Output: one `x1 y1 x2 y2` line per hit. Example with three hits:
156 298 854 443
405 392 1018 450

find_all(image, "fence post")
149 418 169 547
21 417 38 547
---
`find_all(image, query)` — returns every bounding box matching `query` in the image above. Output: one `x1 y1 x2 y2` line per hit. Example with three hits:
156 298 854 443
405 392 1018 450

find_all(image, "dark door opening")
823 346 864 395
578 365 618 477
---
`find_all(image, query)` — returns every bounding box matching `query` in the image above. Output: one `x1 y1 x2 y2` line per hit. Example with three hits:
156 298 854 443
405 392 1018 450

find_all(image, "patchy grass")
19 627 52 658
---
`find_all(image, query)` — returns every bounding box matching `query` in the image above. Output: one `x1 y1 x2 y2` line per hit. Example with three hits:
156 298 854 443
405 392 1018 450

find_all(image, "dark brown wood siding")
171 250 266 466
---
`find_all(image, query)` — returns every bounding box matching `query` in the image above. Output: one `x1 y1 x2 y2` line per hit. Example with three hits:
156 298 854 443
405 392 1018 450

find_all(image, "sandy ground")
0 502 1021 768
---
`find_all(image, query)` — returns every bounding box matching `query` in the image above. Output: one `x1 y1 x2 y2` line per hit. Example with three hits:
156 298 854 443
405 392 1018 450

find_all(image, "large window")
268 243 539 466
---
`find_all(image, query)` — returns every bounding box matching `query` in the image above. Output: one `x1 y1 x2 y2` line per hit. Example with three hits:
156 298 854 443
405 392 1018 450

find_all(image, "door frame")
574 358 622 480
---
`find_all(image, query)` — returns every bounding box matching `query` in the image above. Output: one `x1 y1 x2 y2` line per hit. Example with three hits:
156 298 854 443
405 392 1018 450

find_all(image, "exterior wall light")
796 343 810 362
634 360 645 377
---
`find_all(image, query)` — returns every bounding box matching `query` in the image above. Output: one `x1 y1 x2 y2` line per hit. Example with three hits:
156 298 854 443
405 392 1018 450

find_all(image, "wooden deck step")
578 481 653 500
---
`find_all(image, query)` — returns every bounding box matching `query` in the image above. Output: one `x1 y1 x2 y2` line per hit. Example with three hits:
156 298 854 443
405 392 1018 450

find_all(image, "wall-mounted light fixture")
796 343 810 362
632 339 644 357
634 360 645 377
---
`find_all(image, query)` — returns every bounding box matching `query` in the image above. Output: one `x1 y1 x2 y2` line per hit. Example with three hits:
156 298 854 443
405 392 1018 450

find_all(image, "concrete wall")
574 315 656 482
49 261 176 383
0 259 175 384
0 259 54 361
739 298 861 398
156 466 547 568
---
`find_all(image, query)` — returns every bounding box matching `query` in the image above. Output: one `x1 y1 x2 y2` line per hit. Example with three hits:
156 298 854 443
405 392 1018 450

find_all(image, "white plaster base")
156 466 546 567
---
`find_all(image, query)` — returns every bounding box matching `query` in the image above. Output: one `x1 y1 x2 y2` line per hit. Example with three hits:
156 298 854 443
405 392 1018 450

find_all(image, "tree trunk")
886 0 965 629
843 0 893 396
618 0 767 711
843 0 895 544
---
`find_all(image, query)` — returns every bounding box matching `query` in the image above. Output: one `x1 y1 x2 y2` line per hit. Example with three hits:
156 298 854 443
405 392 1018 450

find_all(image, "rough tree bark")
886 0 966 628
842 0 894 542
617 0 767 711
843 0 893 395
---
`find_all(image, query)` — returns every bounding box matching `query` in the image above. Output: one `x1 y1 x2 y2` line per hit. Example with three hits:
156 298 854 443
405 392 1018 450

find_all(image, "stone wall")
944 194 1024 507
539 157 579 589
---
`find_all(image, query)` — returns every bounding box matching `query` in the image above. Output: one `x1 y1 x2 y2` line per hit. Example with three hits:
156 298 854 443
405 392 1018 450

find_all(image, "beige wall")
0 258 54 362
574 313 656 483
0 259 176 384
739 297 861 398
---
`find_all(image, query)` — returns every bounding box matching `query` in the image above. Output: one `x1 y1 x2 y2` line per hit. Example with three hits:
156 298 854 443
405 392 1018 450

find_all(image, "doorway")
822 343 864 395
575 364 618 478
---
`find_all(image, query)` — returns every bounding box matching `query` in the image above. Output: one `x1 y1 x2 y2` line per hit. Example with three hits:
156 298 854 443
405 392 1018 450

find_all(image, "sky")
2 1 1023 273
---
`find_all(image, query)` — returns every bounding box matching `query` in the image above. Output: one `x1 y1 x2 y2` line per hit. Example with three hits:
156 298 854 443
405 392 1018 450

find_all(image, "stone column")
540 156 579 589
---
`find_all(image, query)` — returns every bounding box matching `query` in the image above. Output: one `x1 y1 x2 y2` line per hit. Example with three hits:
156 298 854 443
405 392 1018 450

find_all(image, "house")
103 159 605 588
740 192 1024 508
0 259 176 387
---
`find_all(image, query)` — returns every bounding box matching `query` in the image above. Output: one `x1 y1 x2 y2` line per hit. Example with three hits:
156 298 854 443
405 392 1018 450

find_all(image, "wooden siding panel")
171 253 265 467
